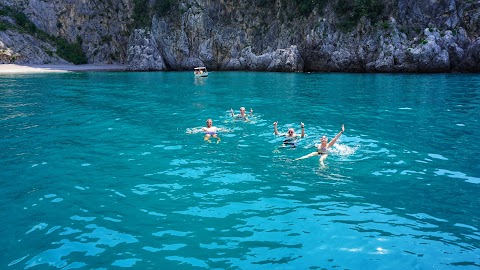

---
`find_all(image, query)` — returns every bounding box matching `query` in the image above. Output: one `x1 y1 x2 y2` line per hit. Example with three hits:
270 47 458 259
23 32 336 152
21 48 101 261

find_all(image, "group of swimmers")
202 107 346 166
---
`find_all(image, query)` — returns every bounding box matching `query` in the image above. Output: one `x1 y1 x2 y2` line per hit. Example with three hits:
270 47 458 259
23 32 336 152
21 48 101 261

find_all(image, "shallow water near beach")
0 71 479 269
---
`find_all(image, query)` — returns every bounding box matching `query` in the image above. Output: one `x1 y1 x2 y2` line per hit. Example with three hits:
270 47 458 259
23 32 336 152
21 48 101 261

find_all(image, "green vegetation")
55 36 88 64
129 0 385 34
296 0 328 16
154 0 177 17
132 0 150 28
257 0 275 8
11 9 38 33
0 5 87 64
131 0 178 29
378 20 390 30
335 0 385 32
276 0 328 17
0 21 9 31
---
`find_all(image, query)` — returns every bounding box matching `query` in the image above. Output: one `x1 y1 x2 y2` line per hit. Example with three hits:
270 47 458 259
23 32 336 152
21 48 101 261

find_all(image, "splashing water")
331 143 358 156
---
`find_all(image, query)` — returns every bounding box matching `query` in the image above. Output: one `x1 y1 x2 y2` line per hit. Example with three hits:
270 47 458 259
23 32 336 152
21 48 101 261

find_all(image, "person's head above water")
319 124 345 147
231 107 253 120
239 107 247 116
273 121 305 138
206 119 213 127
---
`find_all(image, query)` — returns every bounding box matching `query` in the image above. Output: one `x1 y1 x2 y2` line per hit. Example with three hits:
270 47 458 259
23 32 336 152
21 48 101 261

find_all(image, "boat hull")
194 67 208 77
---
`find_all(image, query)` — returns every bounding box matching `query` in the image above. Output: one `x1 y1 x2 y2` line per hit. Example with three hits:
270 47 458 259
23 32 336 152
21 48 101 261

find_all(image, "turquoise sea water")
1 71 479 269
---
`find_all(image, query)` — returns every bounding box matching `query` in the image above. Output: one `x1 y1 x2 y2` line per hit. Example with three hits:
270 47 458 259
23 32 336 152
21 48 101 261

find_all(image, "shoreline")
2 64 475 74
0 64 127 74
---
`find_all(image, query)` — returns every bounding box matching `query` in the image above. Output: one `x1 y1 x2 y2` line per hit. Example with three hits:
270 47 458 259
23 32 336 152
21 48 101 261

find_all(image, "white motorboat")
194 67 208 77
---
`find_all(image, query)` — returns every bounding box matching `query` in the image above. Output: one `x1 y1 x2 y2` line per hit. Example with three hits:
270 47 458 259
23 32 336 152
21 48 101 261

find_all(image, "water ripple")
2 72 479 269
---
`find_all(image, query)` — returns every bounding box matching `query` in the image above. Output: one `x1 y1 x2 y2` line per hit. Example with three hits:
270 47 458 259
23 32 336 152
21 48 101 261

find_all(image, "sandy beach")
0 64 127 74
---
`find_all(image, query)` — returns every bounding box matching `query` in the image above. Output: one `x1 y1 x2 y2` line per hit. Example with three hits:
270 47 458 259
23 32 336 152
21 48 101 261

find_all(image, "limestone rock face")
266 46 304 72
128 0 478 73
457 38 480 72
126 29 166 71
0 30 67 64
406 29 450 72
1 0 479 72
1 0 132 64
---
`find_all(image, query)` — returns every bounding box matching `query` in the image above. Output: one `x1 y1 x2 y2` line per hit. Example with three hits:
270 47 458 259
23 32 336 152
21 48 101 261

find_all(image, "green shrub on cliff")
0 21 9 31
0 5 88 64
1 5 37 33
296 0 328 16
131 0 178 29
55 37 88 65
12 10 38 33
276 0 328 18
335 0 385 31
132 0 151 28
154 0 177 17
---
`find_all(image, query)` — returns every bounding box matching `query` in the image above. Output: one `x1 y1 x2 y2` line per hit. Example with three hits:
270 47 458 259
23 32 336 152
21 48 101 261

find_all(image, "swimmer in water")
202 119 221 143
231 107 253 121
273 121 305 148
295 124 345 166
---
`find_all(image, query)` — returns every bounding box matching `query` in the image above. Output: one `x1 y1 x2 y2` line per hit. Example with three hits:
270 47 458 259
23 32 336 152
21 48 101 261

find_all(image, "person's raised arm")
273 121 279 135
300 122 305 138
230 108 235 117
328 124 345 147
250 108 253 116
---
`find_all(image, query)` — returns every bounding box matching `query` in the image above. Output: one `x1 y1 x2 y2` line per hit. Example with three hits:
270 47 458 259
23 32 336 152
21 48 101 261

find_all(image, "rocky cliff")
0 0 131 64
1 0 479 72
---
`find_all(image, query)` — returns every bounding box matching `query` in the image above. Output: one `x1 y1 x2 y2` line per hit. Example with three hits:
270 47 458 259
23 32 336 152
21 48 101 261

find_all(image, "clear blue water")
1 71 479 269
